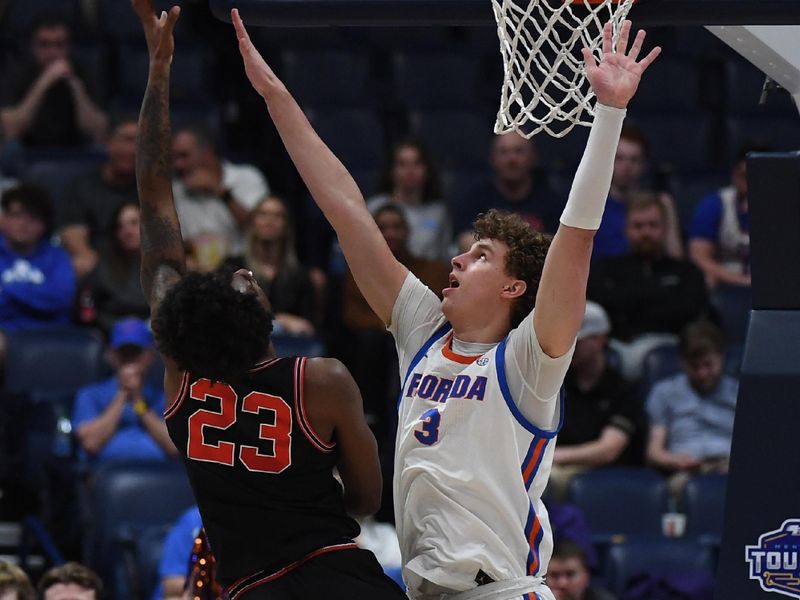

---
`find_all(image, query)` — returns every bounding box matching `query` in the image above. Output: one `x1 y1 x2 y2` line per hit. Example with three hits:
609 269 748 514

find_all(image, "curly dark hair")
472 209 551 329
152 270 273 381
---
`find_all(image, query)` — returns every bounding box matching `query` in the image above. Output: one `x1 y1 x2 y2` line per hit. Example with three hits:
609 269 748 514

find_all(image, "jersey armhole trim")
495 338 563 439
397 322 452 411
163 370 190 420
294 357 335 453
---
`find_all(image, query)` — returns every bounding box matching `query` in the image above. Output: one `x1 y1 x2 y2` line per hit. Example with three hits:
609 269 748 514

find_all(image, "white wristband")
559 103 627 230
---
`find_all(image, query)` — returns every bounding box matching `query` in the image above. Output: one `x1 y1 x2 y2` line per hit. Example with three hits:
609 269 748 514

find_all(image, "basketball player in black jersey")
132 2 407 598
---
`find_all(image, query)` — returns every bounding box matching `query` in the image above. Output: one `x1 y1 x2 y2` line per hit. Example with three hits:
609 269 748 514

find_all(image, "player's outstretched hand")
232 8 286 100
131 0 180 65
582 20 660 109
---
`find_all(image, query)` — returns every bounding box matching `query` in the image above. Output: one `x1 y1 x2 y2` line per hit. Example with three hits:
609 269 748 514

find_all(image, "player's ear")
501 279 526 299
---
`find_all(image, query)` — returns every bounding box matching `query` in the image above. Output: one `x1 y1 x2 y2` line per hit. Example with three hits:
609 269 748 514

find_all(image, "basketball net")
492 0 636 138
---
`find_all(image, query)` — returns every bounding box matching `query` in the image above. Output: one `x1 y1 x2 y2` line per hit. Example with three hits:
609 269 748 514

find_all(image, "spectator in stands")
0 14 107 148
172 125 269 271
548 302 642 501
688 143 767 289
0 561 35 600
81 201 149 334
367 139 451 261
0 185 76 332
343 204 449 433
60 116 139 279
548 540 615 600
588 193 709 379
72 318 176 465
37 562 103 600
454 131 561 237
593 125 682 261
646 321 737 498
156 505 203 600
225 195 316 335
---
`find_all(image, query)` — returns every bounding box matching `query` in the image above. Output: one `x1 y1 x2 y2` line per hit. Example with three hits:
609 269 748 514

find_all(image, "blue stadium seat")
22 157 104 217
641 343 743 400
272 333 326 358
282 49 371 107
5 329 106 397
2 0 80 33
605 538 715 597
727 116 800 158
567 468 668 542
121 523 171 600
712 284 752 345
391 52 482 110
630 58 699 114
85 461 195 596
631 114 712 171
683 474 728 546
117 44 210 103
307 108 386 170
409 109 493 170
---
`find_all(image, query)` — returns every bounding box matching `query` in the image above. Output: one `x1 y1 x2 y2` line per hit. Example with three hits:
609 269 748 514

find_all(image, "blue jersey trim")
495 337 564 439
396 322 452 410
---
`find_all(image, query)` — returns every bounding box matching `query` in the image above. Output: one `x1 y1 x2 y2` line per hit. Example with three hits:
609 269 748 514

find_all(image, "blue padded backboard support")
210 0 800 27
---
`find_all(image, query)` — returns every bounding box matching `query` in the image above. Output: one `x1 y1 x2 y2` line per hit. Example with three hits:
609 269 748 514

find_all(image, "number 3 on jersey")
414 407 441 445
187 379 292 473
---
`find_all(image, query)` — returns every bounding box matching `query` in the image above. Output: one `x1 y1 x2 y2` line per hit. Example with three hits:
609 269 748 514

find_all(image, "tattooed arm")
133 0 184 311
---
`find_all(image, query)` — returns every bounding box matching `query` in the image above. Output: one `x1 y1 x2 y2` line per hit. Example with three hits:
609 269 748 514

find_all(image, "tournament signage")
746 519 800 599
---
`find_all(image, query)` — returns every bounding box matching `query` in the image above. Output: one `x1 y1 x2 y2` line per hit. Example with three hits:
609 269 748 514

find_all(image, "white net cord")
493 0 636 138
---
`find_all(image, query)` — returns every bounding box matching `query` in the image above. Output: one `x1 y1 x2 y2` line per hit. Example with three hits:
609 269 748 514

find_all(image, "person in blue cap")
72 317 177 465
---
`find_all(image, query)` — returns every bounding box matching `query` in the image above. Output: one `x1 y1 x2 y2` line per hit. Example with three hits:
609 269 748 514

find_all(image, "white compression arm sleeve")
559 103 627 230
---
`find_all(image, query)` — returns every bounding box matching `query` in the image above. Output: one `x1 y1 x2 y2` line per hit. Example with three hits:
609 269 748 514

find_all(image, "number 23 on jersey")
186 379 292 473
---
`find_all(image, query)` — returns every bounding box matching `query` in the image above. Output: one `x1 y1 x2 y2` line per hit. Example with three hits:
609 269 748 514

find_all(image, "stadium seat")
409 109 493 170
22 157 104 218
605 538 715 597
712 284 752 345
2 0 80 33
640 343 744 399
306 108 386 171
631 114 712 172
683 473 728 546
272 334 326 358
120 522 171 600
391 51 482 110
84 461 195 595
5 329 106 397
727 116 800 158
630 58 700 114
567 468 668 542
282 50 371 107
117 43 210 103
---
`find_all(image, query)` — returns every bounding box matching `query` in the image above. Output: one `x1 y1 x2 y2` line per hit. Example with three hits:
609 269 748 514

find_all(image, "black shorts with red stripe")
226 547 407 600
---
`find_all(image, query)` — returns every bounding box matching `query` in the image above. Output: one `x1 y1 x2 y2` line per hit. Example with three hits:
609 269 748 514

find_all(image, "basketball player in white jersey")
232 11 659 600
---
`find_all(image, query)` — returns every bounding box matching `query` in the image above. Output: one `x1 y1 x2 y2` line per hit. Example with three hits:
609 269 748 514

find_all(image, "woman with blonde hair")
0 561 35 600
225 195 317 335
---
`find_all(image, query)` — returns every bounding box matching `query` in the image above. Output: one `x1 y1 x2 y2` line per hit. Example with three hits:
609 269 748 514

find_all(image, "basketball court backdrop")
212 1 799 597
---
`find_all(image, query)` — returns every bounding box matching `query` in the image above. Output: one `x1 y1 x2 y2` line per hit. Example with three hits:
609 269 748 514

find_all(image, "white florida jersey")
391 274 573 599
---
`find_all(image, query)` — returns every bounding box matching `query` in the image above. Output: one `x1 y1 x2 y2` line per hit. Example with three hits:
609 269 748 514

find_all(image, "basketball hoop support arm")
707 25 800 115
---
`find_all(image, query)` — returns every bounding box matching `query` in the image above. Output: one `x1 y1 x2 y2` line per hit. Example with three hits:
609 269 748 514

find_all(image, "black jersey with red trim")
164 356 360 587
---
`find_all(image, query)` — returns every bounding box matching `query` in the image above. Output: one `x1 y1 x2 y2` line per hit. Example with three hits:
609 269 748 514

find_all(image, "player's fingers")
581 47 598 72
627 29 646 61
617 19 631 55
602 21 612 56
164 5 181 31
131 0 155 20
232 8 252 45
637 45 661 71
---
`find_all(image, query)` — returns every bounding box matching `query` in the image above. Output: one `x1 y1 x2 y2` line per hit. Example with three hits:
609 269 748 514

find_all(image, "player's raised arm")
231 9 407 325
534 21 660 357
133 0 186 310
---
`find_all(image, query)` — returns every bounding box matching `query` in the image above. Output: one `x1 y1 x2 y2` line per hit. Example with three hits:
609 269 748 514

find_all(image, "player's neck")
450 318 510 345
